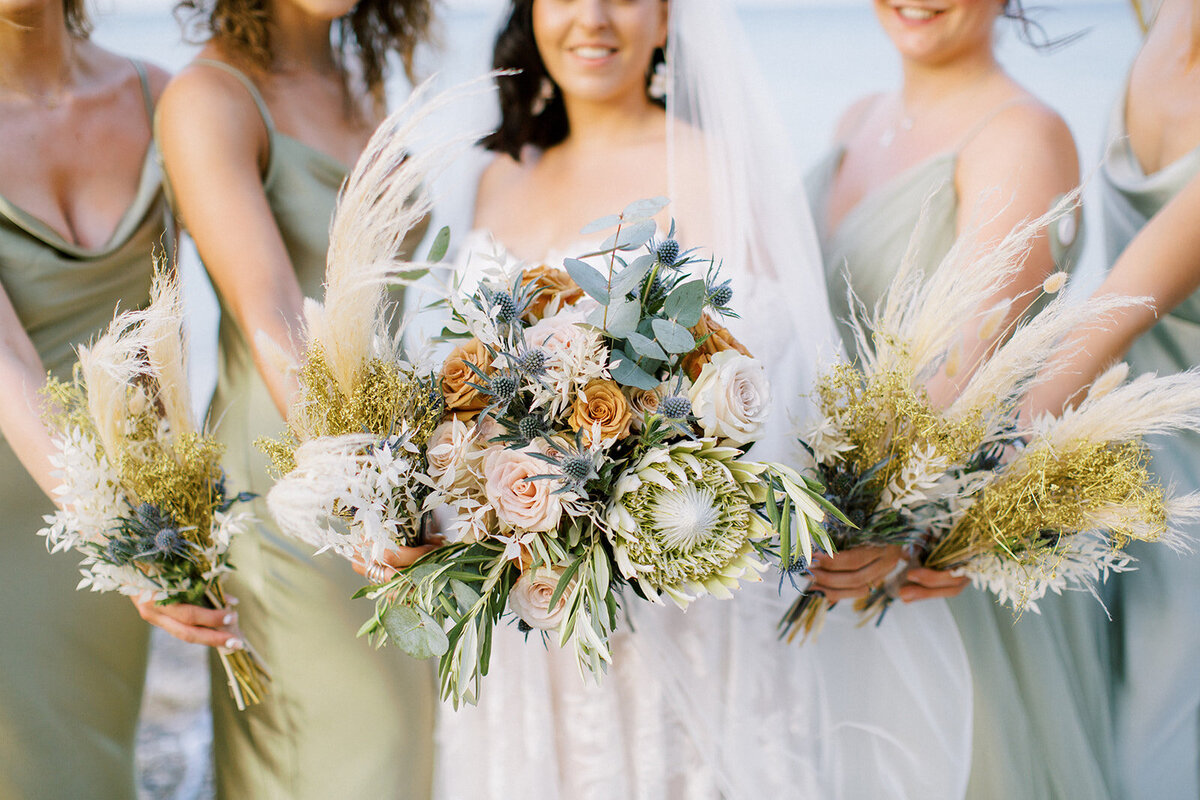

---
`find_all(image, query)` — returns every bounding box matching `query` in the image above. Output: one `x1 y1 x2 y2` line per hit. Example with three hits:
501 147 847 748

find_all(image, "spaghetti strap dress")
1099 85 1200 800
0 60 161 800
805 100 1117 800
163 59 436 800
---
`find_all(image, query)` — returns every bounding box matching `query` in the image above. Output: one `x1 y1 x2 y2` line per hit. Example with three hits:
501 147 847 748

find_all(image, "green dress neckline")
0 146 162 259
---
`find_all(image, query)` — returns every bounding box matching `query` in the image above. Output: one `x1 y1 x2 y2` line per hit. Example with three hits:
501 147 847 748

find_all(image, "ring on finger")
366 561 388 584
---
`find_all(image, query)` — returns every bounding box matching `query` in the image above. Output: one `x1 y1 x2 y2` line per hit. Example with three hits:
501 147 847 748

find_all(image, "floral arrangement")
264 158 837 703
783 202 1200 638
38 270 267 710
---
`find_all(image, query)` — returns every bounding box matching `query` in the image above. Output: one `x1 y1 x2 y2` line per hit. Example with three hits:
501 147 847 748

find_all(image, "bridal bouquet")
264 147 836 703
783 203 1200 638
38 270 268 710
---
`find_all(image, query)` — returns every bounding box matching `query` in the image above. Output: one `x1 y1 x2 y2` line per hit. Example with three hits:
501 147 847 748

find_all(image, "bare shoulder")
961 95 1077 179
156 57 267 167
833 92 886 141
474 152 526 225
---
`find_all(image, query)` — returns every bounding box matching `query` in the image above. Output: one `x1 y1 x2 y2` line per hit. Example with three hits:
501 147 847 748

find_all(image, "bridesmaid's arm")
924 102 1081 408
0 287 62 498
905 103 1080 602
155 64 305 418
1022 171 1200 416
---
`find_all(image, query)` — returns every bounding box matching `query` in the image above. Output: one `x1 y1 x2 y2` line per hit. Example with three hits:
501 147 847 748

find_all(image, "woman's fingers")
808 545 902 589
132 596 241 650
897 567 971 602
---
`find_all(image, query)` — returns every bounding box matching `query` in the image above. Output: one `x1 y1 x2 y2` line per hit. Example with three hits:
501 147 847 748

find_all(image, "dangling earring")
648 58 668 101
532 77 556 116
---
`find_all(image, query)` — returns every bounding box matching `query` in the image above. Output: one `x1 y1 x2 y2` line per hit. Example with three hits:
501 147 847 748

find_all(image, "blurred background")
87 2 1143 797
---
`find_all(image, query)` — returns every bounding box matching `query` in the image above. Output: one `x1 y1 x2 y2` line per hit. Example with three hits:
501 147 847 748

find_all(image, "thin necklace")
878 70 999 149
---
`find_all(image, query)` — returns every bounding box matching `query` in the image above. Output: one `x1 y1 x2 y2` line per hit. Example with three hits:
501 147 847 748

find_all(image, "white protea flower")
606 439 768 609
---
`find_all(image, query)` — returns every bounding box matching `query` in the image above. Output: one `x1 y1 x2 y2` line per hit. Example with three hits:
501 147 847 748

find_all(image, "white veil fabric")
616 2 976 798
433 2 973 798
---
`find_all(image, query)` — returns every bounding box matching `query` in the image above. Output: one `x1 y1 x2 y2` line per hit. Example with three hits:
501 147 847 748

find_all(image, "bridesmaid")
804 2 1115 798
155 0 438 796
1023 0 1200 795
0 1 182 796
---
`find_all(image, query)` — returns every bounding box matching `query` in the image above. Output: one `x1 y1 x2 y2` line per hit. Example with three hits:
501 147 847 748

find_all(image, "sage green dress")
806 119 1116 799
0 62 159 800
173 60 436 799
1100 90 1200 800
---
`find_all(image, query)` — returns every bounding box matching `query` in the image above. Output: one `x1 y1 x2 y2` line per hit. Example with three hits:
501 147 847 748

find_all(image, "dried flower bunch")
787 200 1200 638
39 269 267 710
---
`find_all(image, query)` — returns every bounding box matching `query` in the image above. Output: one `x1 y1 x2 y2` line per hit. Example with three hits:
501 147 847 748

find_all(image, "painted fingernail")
222 612 236 626
227 597 240 606
225 637 244 651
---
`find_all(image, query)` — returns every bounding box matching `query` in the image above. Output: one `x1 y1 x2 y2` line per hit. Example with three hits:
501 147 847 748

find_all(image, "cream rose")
426 419 472 484
688 351 771 446
482 446 563 532
508 566 573 631
525 309 589 360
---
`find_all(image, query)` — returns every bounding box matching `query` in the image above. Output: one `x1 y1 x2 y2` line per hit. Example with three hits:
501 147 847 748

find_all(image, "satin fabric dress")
1099 88 1200 800
0 61 160 800
806 130 1117 800
164 59 436 800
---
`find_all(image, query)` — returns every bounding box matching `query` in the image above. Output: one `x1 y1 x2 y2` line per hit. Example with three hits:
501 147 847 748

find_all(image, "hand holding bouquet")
38 270 267 710
786 200 1200 637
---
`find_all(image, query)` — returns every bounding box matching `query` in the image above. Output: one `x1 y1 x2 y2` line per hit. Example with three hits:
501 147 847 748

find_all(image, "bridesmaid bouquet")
784 202 1200 637
38 270 268 710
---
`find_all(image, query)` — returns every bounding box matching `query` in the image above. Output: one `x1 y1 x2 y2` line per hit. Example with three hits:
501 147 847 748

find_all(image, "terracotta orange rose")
523 264 585 320
569 379 633 446
441 338 493 413
681 312 751 381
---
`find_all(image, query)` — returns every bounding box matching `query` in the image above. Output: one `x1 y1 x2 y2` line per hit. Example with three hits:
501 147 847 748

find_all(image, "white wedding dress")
431 230 973 800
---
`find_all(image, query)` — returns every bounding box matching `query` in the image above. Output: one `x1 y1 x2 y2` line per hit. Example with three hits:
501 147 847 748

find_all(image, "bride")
432 1 972 797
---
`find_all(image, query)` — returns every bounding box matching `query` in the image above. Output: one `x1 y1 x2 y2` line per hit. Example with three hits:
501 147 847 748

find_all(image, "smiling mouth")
893 6 945 20
570 46 618 59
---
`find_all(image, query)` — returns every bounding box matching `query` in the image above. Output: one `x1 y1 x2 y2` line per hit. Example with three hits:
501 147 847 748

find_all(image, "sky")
99 0 1104 13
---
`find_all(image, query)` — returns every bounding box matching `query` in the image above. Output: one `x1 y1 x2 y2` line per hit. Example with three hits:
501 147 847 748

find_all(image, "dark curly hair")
65 0 92 38
1004 0 1085 50
480 0 666 161
174 0 434 107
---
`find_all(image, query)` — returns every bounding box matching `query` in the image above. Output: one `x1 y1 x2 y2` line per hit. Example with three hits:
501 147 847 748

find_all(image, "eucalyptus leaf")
625 330 668 361
622 196 669 221
608 254 655 298
609 354 661 390
450 579 481 611
605 298 641 339
426 225 451 262
600 218 657 252
383 605 449 660
663 279 707 327
563 258 611 305
651 317 696 354
580 213 622 235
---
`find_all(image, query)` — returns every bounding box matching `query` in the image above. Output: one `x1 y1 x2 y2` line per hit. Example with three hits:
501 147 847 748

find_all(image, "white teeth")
573 47 614 59
897 7 937 19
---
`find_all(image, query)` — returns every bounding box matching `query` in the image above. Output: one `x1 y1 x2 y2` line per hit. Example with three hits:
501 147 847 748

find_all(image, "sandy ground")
136 630 214 800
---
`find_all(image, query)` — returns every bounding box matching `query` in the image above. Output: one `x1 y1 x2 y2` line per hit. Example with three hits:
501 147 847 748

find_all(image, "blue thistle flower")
660 395 692 420
656 239 680 267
